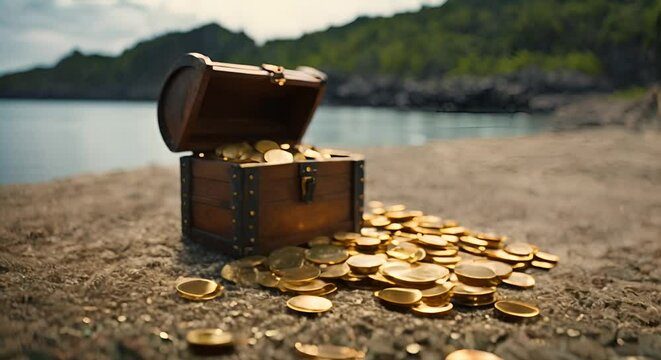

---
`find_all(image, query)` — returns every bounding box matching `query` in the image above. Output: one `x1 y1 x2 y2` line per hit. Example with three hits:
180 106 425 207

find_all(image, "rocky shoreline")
324 68 612 113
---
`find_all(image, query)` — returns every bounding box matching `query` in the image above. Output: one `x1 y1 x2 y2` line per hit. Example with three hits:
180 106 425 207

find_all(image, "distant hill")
0 0 659 111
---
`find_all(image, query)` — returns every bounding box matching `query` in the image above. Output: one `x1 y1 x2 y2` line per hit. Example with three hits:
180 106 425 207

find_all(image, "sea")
0 99 552 184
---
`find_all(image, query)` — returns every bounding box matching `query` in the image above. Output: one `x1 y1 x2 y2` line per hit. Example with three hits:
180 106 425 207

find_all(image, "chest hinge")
261 64 287 86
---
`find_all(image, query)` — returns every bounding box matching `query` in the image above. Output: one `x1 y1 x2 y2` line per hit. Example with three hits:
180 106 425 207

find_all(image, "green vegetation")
450 51 603 76
609 86 649 100
259 0 659 82
0 0 658 99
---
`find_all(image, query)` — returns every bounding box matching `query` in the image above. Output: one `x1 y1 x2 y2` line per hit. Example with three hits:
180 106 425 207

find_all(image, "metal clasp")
299 164 317 203
261 64 286 86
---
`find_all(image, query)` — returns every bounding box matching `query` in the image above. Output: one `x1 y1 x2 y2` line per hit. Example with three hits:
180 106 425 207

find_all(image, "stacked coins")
214 201 558 319
209 139 353 164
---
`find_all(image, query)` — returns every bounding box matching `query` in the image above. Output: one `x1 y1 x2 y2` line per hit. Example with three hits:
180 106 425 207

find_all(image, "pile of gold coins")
177 201 559 358
209 139 353 164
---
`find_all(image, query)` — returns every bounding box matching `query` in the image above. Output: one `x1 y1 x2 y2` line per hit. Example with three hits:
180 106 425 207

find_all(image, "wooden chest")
157 53 365 257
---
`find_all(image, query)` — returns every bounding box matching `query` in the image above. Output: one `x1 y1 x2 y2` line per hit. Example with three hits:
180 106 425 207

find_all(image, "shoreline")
0 124 656 187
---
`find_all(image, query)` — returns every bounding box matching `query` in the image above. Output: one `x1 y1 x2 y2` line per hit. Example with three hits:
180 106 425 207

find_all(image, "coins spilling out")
216 202 558 320
211 140 353 164
177 201 559 357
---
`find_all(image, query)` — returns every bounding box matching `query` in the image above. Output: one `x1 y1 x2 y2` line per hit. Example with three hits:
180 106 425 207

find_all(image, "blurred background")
0 0 659 184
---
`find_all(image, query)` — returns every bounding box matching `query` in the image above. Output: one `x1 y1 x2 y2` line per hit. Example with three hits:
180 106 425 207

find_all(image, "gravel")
1 128 660 359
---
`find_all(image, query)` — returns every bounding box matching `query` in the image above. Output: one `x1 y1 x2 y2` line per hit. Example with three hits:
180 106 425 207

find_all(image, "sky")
0 0 445 75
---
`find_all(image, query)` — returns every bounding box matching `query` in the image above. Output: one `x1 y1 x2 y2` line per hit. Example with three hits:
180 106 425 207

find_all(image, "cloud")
0 0 444 74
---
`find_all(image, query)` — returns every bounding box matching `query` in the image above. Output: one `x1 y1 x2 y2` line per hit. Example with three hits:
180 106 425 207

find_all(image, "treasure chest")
157 53 365 257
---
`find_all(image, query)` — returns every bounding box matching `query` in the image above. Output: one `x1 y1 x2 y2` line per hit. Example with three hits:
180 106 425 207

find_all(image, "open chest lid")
157 53 327 152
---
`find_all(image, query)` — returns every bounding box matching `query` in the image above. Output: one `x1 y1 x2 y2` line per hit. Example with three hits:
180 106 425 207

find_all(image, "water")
0 100 551 184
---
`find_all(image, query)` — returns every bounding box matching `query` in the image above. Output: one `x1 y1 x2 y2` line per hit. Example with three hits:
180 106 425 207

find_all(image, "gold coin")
360 226 377 235
367 272 397 286
440 235 460 244
372 207 386 215
176 278 219 298
319 263 351 279
454 264 499 287
411 302 453 316
370 216 391 227
417 234 449 248
254 140 280 153
186 328 233 347
341 273 368 282
355 237 381 247
267 246 306 273
293 152 307 161
308 236 332 247
443 220 460 227
504 242 534 257
280 279 327 293
420 282 454 298
432 256 462 266
386 242 424 262
305 245 349 264
294 342 359 360
534 251 559 263
485 249 533 263
460 244 486 256
214 146 224 158
452 283 496 297
279 265 321 283
474 233 503 242
441 226 467 236
178 284 224 301
386 204 406 212
221 144 240 159
248 150 264 163
233 255 266 267
415 215 442 223
346 254 386 274
362 214 376 223
383 263 449 286
374 287 423 306
531 260 556 270
368 201 384 209
500 271 535 288
220 264 259 286
494 300 540 319
386 210 422 222
333 232 361 242
302 283 338 296
452 294 497 307
445 349 503 360
384 223 404 231
256 271 280 288
303 148 324 160
460 236 489 248
458 259 512 279
425 248 458 257
286 295 333 313
264 149 294 164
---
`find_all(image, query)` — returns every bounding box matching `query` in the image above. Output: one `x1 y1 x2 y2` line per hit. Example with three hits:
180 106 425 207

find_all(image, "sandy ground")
0 128 660 360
